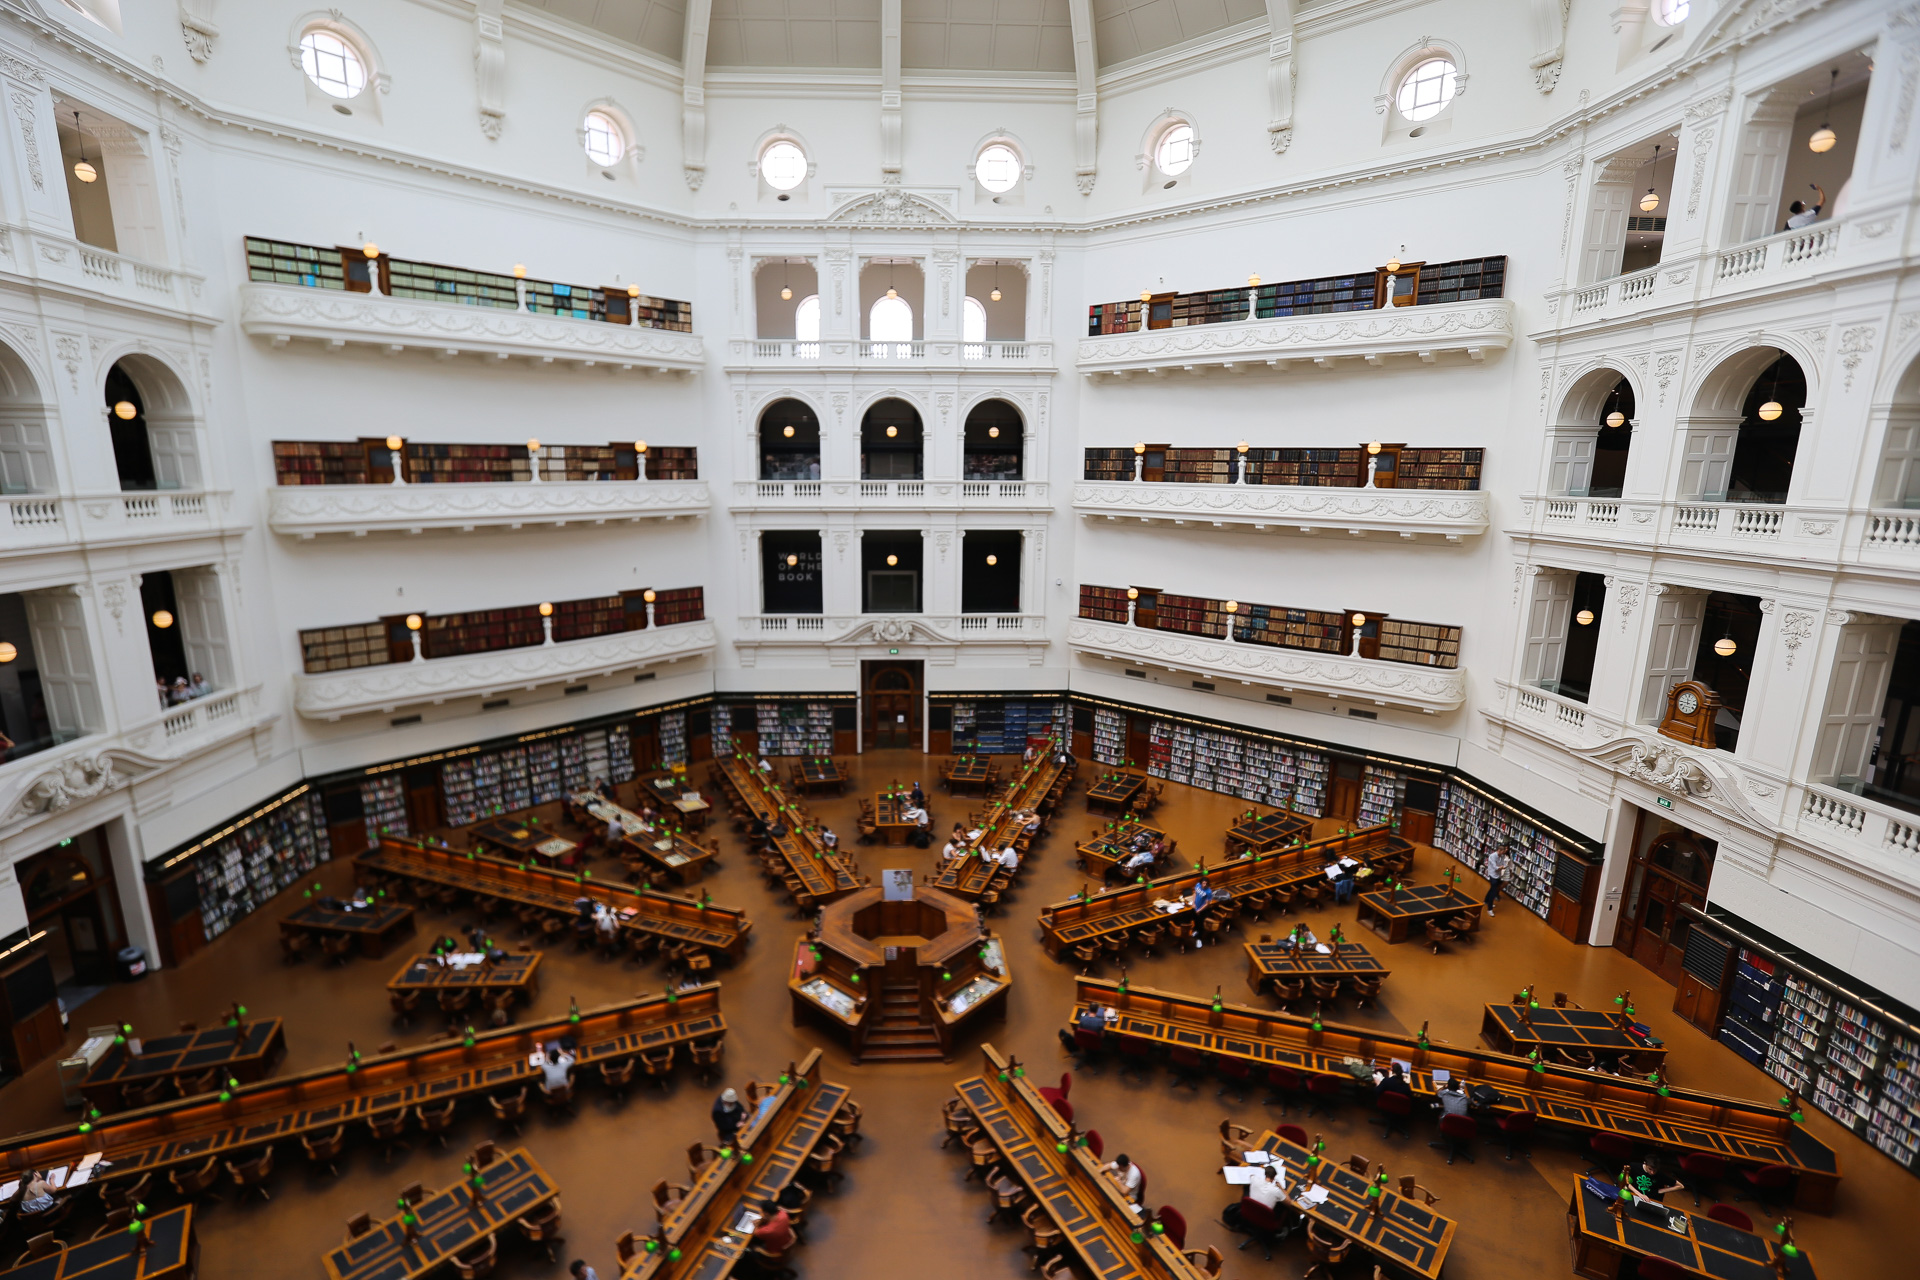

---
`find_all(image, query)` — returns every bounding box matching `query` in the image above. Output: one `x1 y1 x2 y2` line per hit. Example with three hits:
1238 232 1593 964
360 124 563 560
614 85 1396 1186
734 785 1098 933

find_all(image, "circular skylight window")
1395 58 1457 123
299 30 367 99
1154 123 1195 177
761 141 807 191
977 144 1021 193
583 111 624 167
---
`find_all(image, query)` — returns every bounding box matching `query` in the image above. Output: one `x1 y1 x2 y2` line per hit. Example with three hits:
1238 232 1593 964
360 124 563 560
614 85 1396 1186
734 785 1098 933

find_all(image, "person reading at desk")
713 1087 748 1144
751 1199 795 1253
539 1047 576 1091
757 757 773 776
1119 844 1158 879
1630 1156 1683 1202
1102 1154 1143 1204
993 845 1020 870
1247 1162 1286 1210
605 815 625 846
1374 1062 1412 1102
1434 1078 1469 1118
17 1170 57 1214
941 838 966 862
820 827 839 851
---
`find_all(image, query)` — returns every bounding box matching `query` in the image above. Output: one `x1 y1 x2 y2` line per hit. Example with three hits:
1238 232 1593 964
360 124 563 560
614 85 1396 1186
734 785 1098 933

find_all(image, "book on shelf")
359 774 409 847
1237 605 1347 653
659 710 689 766
1092 708 1127 765
645 446 699 480
1244 448 1366 488
1153 593 1227 638
1078 585 1132 624
651 587 706 627
1082 447 1136 482
193 792 329 939
300 622 389 674
1395 448 1484 491
1376 619 1462 669
272 440 376 485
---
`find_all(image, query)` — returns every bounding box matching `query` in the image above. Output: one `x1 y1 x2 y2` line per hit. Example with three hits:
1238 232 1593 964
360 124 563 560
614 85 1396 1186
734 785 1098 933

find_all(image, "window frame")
582 110 626 168
299 28 368 100
1375 40 1467 142
1394 57 1458 123
759 140 810 192
288 13 388 113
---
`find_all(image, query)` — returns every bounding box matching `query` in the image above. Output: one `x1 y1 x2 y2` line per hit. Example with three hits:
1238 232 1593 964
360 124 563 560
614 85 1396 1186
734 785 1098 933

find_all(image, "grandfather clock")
1657 680 1720 750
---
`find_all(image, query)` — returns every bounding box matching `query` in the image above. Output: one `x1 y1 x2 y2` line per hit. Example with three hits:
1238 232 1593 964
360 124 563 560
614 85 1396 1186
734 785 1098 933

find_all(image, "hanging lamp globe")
1715 636 1738 657
1808 125 1837 153
1576 609 1595 626
1606 410 1626 429
1757 401 1784 421
73 158 96 183
0 642 16 663
985 554 997 566
990 287 1001 301
112 401 137 421
150 610 173 630
1640 188 1660 212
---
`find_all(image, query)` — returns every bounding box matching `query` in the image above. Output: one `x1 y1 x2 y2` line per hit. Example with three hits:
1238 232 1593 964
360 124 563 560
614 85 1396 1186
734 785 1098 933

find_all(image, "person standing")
713 1087 748 1145
1481 841 1511 917
1784 183 1826 230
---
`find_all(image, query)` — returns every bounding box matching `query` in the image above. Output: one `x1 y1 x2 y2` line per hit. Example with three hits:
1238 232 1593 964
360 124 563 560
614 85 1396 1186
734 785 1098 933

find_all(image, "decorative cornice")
1076 300 1513 376
1066 619 1465 714
1071 483 1486 541
292 624 717 720
730 480 1052 513
732 615 1049 667
239 285 705 371
268 480 710 538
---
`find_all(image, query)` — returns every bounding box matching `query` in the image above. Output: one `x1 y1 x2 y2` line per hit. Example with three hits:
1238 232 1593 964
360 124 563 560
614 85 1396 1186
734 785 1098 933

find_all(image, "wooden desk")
793 759 848 794
872 794 919 846
280 901 416 958
1244 941 1388 994
1225 810 1315 855
953 1043 1206 1280
943 757 992 793
81 1021 286 1112
1567 1179 1817 1280
1077 819 1166 881
0 988 724 1186
1066 976 1840 1213
1040 827 1409 960
1085 772 1144 815
470 817 579 867
322 1148 558 1280
357 840 750 960
1356 883 1480 943
716 758 861 906
387 952 542 1004
621 830 715 885
1248 1129 1455 1280
928 753 1071 903
1483 1004 1667 1067
620 1049 851 1280
645 777 711 829
0 1205 195 1280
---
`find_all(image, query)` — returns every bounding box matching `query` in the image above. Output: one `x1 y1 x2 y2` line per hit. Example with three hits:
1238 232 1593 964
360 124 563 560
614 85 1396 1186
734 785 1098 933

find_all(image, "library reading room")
2 3 1918 1280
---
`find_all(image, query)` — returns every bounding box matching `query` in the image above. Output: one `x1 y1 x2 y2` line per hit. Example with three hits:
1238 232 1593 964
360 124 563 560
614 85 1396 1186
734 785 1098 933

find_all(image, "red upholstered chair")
1116 1037 1157 1083
1498 1109 1537 1160
1278 1124 1309 1148
1155 1206 1187 1250
1679 1153 1726 1206
1304 1075 1343 1117
1636 1259 1690 1280
1735 1163 1794 1216
1429 1113 1477 1164
1042 1094 1073 1123
1706 1204 1754 1232
1214 1056 1253 1104
1263 1066 1305 1112
1586 1131 1635 1173
1168 1046 1207 1092
1083 1129 1104 1159
1373 1090 1413 1139
1071 1027 1107 1072
1230 1197 1288 1260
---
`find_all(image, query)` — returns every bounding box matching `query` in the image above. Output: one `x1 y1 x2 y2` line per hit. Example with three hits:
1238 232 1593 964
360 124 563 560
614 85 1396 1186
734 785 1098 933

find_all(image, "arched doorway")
863 660 921 748
963 400 1023 480
19 829 125 989
759 399 820 481
1614 810 1716 985
861 399 922 480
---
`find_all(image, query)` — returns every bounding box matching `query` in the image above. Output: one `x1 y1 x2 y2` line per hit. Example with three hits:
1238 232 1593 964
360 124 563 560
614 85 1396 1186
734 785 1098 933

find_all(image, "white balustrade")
1673 505 1720 532
1573 284 1610 314
1730 506 1783 539
123 495 159 519
1802 789 1867 835
1617 268 1657 302
8 496 60 526
1865 512 1920 550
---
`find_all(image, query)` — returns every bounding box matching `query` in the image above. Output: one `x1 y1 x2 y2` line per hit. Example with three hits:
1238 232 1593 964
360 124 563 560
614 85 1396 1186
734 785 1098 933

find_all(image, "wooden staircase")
858 982 945 1062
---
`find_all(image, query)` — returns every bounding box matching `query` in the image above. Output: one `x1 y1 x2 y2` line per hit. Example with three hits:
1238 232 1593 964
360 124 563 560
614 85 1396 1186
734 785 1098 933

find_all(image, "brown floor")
3 746 1913 1280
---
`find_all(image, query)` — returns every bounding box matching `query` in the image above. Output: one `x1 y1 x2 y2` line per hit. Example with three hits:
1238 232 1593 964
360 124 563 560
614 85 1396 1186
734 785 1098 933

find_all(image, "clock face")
1676 690 1700 715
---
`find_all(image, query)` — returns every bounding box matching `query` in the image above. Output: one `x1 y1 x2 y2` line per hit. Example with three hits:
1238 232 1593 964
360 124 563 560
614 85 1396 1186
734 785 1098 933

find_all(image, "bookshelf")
1083 448 1136 482
1145 720 1328 816
1255 273 1376 316
385 258 520 310
559 736 588 792
406 443 528 484
273 440 378 485
1357 767 1403 828
1395 448 1484 490
1874 1032 1920 1168
539 445 622 482
1719 948 1782 1068
1092 708 1126 765
1087 301 1141 335
524 279 604 321
1413 256 1505 305
360 774 409 846
192 792 330 941
1244 448 1367 487
1162 288 1251 327
1238 605 1348 654
1376 619 1462 669
423 606 544 659
442 758 478 827
581 728 613 785
646 446 699 480
245 238 348 290
1432 783 1565 920
951 700 1065 754
757 702 835 756
299 622 390 674
1078 586 1131 624
1765 973 1832 1094
609 723 634 782
1153 593 1228 639
659 710 689 766
1162 448 1235 484
631 295 694 332
651 587 706 627
527 739 564 805
552 595 627 643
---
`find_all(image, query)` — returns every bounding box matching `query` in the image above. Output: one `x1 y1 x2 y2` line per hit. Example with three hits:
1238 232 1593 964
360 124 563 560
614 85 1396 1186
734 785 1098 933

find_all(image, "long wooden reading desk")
356 838 751 961
928 749 1072 901
953 1043 1208 1280
281 900 417 958
388 952 542 1005
1085 771 1145 814
469 816 578 867
0 988 725 1186
1038 826 1411 960
1065 977 1840 1213
1355 882 1480 943
0 1205 196 1280
1566 1178 1818 1280
1224 809 1315 855
715 756 861 906
1243 939 1388 993
619 1049 852 1280
81 1019 287 1112
322 1147 559 1280
1243 1129 1456 1280
1483 1003 1666 1068
1077 817 1167 881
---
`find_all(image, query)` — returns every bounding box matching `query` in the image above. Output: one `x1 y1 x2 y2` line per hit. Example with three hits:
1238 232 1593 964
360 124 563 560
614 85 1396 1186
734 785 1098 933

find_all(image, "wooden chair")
367 1109 412 1161
279 931 310 964
689 1035 726 1083
225 1146 274 1203
470 1141 498 1169
178 1067 222 1098
539 1078 577 1118
941 1098 975 1148
489 1087 528 1137
1350 977 1384 1008
396 1181 426 1208
985 1166 1032 1224
91 1208 132 1239
121 1077 172 1110
688 1142 722 1178
806 1132 846 1190
515 1199 565 1263
599 1057 638 1102
345 1212 373 1241
301 1124 348 1176
98 1172 150 1215
652 1180 691 1220
617 1231 641 1266
12 1235 64 1267
450 1233 497 1279
1424 919 1457 954
1307 977 1342 1004
389 989 422 1029
641 1044 677 1090
320 933 356 966
1219 1118 1255 1163
831 1099 864 1146
1183 1245 1224 1276
415 1099 457 1148
1397 1175 1440 1206
168 1155 222 1203
1346 1153 1370 1175
1271 978 1306 1010
1022 1201 1064 1268
1303 1221 1353 1280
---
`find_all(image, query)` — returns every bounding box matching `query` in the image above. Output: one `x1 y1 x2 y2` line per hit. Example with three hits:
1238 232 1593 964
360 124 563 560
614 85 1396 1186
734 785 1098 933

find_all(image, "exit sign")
1656 796 1673 809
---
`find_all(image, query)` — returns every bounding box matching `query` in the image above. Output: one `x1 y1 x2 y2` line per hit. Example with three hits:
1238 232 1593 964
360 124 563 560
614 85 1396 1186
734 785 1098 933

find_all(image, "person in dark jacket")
1375 1061 1413 1101
713 1087 748 1144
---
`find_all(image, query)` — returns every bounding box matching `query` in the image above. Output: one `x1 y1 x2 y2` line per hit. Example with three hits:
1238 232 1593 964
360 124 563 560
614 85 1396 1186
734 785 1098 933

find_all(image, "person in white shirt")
1784 183 1825 230
187 673 210 698
1102 1154 1143 1201
995 846 1020 870
757 757 773 774
941 840 964 861
1246 1162 1285 1210
820 828 838 850
1122 846 1157 875
1482 843 1511 916
539 1047 575 1091
605 817 624 846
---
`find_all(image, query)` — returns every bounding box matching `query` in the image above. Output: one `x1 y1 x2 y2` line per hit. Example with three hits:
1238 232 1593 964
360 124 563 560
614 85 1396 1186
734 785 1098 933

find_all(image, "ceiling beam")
682 0 713 189
1068 0 1096 192
1263 0 1295 154
880 0 902 179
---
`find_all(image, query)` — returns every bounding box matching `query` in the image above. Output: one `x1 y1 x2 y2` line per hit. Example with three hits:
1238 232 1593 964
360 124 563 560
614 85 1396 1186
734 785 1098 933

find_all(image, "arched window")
759 399 820 482
963 399 1023 481
869 295 913 358
1154 122 1195 176
1652 0 1689 25
794 294 820 358
583 110 625 167
299 29 367 99
861 399 922 480
1395 58 1457 122
963 296 987 358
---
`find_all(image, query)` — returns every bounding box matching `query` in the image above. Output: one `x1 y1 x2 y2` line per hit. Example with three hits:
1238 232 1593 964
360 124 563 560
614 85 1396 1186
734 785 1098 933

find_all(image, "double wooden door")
1615 829 1714 985
864 662 922 748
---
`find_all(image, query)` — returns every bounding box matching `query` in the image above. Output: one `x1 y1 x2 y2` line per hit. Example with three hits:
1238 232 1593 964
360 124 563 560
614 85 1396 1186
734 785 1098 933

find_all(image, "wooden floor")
3 747 1913 1280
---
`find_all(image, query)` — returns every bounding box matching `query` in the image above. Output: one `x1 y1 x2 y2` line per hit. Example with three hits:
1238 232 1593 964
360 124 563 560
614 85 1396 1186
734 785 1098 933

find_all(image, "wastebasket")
116 945 147 980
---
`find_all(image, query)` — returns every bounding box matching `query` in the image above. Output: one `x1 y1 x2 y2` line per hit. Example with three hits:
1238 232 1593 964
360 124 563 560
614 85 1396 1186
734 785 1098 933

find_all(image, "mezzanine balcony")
731 478 1048 512
268 479 709 538
3 490 227 557
726 337 1054 371
733 613 1048 667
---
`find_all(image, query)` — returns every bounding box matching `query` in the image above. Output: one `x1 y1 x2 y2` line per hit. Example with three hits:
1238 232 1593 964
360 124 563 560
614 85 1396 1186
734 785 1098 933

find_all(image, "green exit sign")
889 648 899 654
1656 796 1673 809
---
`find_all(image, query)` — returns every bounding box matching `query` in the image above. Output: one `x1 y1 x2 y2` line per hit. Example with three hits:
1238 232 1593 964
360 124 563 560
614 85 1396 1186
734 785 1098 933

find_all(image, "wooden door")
864 662 922 749
405 765 444 834
1329 760 1362 822
1125 715 1153 773
1617 830 1713 985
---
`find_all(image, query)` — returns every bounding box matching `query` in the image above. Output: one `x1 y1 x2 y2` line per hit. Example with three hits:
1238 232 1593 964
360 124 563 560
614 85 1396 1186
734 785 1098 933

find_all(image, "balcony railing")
1513 496 1908 568
267 479 709 538
1071 481 1487 540
730 480 1049 510
1796 783 1920 863
0 227 208 315
1077 585 1460 671
1551 219 1854 328
726 337 1054 369
2 490 226 555
733 614 1049 666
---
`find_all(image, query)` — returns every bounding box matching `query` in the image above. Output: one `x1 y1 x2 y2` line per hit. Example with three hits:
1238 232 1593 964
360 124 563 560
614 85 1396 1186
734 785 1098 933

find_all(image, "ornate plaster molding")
1072 483 1486 540
293 624 717 720
239 285 705 371
269 480 710 537
824 188 959 226
733 615 1049 668
1067 619 1465 714
1076 300 1513 376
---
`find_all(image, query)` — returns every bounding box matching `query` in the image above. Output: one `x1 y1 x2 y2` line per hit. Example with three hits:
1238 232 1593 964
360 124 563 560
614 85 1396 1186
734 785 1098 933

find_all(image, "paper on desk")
1242 1151 1272 1164
1223 1166 1257 1185
1298 1186 1330 1207
0 1180 17 1201
77 1154 102 1170
46 1168 67 1189
67 1166 93 1187
1315 944 1332 954
733 1208 762 1235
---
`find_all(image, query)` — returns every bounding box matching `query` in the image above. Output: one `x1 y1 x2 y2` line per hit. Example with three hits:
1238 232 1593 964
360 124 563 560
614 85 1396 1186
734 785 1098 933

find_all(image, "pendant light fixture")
1757 361 1785 422
985 554 997 566
1604 384 1627 430
1715 634 1738 657
885 262 898 301
1386 246 1403 273
781 261 792 302
990 263 1002 303
0 639 16 663
1640 144 1662 212
1576 609 1596 626
70 112 97 183
112 400 138 421
1808 69 1839 153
